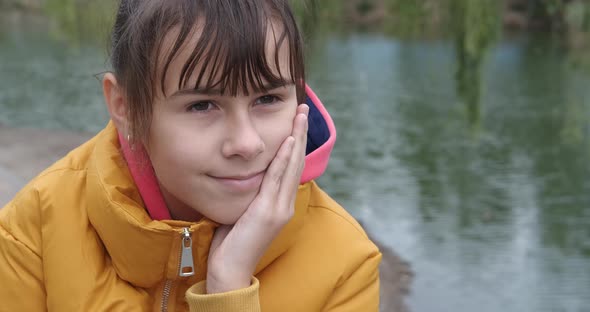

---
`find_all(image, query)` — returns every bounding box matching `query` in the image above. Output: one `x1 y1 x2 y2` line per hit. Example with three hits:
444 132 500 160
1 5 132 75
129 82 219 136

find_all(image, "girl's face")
146 27 298 224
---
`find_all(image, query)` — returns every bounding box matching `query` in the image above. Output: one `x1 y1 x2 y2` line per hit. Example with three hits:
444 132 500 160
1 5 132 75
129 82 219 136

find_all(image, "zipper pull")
179 228 195 277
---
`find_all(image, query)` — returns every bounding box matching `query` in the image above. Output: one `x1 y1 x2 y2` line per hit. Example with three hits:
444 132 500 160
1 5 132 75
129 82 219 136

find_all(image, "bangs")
110 0 305 144
157 0 305 100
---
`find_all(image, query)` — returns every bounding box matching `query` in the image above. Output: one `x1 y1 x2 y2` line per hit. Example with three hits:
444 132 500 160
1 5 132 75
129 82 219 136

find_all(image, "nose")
221 114 265 160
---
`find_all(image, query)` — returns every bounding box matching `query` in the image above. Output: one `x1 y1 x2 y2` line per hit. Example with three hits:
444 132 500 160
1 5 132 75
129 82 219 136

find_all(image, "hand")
205 103 309 294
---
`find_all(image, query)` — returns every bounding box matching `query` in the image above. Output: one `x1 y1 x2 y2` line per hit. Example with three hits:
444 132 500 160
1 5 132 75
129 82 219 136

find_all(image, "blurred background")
2 0 590 311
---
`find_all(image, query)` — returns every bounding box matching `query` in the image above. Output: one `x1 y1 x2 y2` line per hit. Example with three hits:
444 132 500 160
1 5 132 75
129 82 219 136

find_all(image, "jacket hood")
301 84 337 183
119 84 336 221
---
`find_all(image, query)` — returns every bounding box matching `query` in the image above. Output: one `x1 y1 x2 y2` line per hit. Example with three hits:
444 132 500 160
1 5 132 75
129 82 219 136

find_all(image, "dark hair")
110 0 305 145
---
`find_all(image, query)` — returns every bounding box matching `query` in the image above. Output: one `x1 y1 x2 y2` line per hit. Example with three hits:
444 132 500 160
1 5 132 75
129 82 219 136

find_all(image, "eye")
255 95 281 105
187 101 215 113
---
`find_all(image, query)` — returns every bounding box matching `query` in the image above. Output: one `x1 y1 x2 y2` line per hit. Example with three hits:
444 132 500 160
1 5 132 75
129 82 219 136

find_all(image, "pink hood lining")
300 84 337 183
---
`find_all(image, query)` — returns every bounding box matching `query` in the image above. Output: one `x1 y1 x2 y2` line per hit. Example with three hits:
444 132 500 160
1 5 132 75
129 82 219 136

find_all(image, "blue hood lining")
305 95 330 155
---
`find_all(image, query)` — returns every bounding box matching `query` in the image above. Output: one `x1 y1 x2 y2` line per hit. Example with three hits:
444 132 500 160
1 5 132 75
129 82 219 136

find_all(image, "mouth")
216 171 265 180
208 170 266 193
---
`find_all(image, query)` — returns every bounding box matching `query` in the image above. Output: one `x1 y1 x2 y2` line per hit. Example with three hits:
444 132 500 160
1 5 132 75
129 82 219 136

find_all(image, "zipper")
161 227 195 312
161 279 173 312
179 227 195 277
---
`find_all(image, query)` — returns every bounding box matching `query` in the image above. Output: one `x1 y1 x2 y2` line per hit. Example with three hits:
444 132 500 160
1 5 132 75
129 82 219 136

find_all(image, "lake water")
1 10 590 312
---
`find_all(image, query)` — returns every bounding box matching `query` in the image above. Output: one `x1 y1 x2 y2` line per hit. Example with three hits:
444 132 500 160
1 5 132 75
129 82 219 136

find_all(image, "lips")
209 170 265 193
216 171 265 180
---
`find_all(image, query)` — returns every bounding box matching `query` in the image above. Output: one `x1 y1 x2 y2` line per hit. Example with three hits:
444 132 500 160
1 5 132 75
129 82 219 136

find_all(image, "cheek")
148 113 211 171
148 117 181 163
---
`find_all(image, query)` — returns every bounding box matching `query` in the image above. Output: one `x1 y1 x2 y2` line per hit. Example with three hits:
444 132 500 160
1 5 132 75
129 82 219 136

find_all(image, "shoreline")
0 125 92 205
0 125 412 311
0 165 24 205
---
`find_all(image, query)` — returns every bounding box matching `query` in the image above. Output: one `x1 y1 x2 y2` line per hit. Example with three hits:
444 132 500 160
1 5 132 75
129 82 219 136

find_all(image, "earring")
127 134 136 151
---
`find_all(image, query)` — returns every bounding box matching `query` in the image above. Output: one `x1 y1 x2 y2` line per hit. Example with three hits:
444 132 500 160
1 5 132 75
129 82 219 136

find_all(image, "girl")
0 0 382 311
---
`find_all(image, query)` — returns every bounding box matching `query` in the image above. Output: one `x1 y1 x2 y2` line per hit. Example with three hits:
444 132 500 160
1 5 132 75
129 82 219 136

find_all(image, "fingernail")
299 103 309 114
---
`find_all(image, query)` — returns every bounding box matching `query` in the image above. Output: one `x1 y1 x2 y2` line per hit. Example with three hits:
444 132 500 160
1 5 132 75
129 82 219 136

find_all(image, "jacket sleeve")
0 200 47 312
322 250 382 312
185 277 261 312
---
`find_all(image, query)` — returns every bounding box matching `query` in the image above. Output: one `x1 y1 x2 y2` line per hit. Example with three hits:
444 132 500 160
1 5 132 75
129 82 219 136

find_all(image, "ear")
102 73 129 135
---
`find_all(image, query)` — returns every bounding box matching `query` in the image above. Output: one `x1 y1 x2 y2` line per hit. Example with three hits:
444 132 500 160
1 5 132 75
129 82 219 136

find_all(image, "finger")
295 103 309 150
278 106 309 206
289 105 309 176
299 105 309 166
297 103 310 116
291 104 308 160
258 135 295 196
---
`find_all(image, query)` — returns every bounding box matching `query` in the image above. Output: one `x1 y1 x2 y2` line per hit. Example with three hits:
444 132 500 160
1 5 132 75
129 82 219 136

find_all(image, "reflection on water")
2 8 590 312
450 0 499 132
309 32 590 311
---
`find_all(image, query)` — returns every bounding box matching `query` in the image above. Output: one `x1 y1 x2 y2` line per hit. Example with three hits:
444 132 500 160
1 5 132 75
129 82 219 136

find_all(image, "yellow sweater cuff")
185 277 261 312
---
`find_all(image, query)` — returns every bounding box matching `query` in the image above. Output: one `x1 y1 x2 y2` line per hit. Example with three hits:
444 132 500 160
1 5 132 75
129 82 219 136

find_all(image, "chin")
209 212 244 225
205 199 253 225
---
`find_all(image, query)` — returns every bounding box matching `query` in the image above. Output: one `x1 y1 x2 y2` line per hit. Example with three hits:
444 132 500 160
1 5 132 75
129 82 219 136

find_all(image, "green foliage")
386 0 429 36
565 1 590 31
43 0 117 46
356 0 375 16
308 0 345 25
290 0 321 39
450 0 499 57
543 0 565 16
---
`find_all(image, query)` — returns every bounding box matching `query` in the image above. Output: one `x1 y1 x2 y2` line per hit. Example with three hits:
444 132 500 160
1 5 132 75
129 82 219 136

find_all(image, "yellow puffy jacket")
0 88 381 311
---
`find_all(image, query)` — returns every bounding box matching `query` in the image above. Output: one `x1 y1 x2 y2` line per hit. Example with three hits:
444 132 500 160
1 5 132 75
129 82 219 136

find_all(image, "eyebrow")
171 82 294 97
